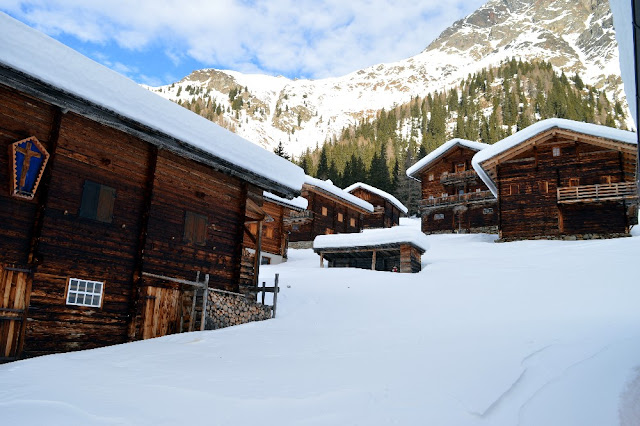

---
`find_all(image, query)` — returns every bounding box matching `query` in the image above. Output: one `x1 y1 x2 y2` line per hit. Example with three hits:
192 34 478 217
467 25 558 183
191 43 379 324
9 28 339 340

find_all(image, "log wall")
350 187 401 229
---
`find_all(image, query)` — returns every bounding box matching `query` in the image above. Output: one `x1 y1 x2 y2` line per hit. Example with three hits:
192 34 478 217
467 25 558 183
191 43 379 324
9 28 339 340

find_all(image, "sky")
0 0 488 86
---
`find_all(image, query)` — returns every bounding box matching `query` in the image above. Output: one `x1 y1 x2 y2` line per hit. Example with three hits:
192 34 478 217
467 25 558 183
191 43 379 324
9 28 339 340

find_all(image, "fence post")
200 274 209 331
261 281 266 305
272 274 279 319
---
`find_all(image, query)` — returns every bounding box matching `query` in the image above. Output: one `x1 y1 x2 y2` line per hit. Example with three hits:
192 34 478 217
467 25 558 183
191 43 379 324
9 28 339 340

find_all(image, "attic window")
337 212 344 222
184 211 207 246
322 206 328 216
455 163 465 173
552 147 561 157
428 173 434 181
66 278 104 308
79 180 116 223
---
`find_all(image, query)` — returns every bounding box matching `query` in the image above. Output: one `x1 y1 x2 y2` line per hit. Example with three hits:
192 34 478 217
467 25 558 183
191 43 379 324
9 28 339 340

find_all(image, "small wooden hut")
343 182 407 228
406 139 497 234
0 14 304 360
288 176 374 247
472 119 638 240
313 228 428 273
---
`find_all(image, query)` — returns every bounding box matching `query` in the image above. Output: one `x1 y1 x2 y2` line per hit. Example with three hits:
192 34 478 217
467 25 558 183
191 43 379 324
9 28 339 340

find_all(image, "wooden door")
0 265 32 361
140 285 181 340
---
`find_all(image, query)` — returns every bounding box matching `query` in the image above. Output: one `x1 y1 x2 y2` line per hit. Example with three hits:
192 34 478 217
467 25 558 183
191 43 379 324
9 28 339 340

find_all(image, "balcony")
284 209 314 224
420 190 495 209
557 182 638 204
440 170 479 186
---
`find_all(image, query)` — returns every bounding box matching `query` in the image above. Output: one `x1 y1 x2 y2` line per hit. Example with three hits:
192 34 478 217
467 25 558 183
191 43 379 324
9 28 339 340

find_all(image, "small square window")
260 256 271 265
428 173 434 181
325 228 333 234
79 180 116 223
184 211 207 245
265 227 274 239
321 206 328 216
538 181 549 193
434 213 445 220
569 178 580 187
507 184 519 195
552 147 561 157
600 176 612 185
66 278 104 308
483 208 494 215
350 217 356 227
337 213 344 222
441 193 448 198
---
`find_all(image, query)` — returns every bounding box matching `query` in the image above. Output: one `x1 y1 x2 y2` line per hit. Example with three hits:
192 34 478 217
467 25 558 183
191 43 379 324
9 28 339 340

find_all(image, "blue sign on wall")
11 136 50 200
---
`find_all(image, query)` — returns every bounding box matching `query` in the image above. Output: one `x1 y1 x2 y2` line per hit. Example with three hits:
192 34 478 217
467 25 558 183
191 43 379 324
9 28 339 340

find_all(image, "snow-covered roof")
472 118 638 197
264 191 308 211
304 176 374 213
344 182 408 214
610 0 636 127
0 13 305 196
313 227 429 252
406 138 490 180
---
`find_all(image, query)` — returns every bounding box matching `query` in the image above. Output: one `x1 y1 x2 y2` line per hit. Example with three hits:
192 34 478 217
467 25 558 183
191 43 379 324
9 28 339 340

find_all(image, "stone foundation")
288 240 313 249
423 226 498 235
205 291 273 330
496 232 632 243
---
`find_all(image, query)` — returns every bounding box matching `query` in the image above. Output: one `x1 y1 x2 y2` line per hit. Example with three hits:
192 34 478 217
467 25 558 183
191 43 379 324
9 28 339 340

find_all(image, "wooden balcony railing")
420 190 495 209
440 170 479 185
284 210 314 223
557 182 638 204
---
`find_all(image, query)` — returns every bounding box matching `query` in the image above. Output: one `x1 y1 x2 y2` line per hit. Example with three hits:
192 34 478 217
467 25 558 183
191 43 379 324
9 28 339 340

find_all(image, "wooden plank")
272 274 279 319
200 274 209 332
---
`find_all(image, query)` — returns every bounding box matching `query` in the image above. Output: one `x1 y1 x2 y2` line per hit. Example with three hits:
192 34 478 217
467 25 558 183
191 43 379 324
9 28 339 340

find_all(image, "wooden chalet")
313 228 428 273
288 176 374 247
406 139 498 234
0 14 305 361
243 192 308 265
344 182 407 228
472 119 638 240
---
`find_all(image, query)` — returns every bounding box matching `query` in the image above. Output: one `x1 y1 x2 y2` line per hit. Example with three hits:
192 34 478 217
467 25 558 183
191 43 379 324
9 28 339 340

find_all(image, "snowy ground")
1 218 639 425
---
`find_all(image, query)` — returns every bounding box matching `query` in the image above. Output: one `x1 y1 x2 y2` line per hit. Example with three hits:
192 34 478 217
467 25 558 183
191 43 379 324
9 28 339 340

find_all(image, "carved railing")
284 210 314 223
420 190 495 209
440 170 479 185
557 182 638 204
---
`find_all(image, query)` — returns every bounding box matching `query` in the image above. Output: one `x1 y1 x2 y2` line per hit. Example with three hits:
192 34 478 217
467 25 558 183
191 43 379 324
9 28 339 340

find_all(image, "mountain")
146 0 625 157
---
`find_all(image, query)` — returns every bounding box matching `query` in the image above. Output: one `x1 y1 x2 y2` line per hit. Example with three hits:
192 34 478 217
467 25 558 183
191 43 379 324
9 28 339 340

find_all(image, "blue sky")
0 0 487 86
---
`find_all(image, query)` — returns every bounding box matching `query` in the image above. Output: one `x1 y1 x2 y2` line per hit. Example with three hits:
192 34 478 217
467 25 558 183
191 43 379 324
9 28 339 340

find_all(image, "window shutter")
79 180 100 220
97 185 116 223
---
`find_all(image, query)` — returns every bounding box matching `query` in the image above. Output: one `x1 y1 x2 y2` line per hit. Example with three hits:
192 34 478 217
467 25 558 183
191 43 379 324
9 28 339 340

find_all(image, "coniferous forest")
288 59 628 215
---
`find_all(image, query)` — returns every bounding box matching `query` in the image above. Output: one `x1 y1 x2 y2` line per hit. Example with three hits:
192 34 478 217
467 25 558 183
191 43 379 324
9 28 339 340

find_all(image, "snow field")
0 219 639 425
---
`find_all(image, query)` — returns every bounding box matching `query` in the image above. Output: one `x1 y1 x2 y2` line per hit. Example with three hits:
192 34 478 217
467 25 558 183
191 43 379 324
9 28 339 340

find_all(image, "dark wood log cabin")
0 15 304 361
406 139 498 234
243 192 308 265
288 176 374 247
472 119 638 240
343 182 407 229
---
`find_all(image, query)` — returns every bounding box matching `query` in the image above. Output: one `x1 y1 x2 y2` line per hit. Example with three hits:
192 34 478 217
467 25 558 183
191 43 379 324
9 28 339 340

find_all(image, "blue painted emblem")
11 136 50 200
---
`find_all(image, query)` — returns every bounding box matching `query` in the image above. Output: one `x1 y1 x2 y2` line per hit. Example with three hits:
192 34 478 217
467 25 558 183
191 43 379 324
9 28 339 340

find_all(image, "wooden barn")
313 227 428 273
243 192 308 265
472 119 638 240
343 182 407 229
0 14 304 361
288 176 374 247
406 139 498 234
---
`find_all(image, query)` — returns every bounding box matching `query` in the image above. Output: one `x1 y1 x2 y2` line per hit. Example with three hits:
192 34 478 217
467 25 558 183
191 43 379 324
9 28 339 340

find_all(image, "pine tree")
316 146 329 180
273 141 290 160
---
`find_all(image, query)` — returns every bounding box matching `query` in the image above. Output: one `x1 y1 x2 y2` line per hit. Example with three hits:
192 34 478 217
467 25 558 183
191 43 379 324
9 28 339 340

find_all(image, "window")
552 147 561 157
325 228 334 234
66 278 104 308
79 180 116 223
434 213 445 220
350 217 356 227
458 189 465 195
337 212 344 222
538 181 549 193
260 256 271 265
184 211 207 245
475 188 481 192
265 227 274 239
569 178 580 187
455 163 466 173
483 208 494 215
600 176 612 185
441 193 448 198
428 195 435 200
507 184 519 195
321 206 328 216
292 224 300 231
428 173 434 181
249 222 258 234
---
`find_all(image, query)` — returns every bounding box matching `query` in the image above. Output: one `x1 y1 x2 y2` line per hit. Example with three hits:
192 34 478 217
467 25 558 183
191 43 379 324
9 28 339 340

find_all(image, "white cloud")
0 0 488 79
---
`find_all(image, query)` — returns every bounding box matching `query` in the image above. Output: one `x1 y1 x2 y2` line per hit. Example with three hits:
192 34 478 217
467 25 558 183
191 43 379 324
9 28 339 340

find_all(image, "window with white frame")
66 278 104 307
434 213 445 220
552 147 561 157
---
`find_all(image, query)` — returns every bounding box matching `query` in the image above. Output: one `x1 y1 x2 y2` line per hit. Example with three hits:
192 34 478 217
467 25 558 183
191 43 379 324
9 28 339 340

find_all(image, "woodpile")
205 292 272 330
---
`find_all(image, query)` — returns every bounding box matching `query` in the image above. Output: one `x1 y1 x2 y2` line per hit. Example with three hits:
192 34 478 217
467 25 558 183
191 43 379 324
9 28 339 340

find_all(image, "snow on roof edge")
264 191 308 211
472 118 638 197
406 138 490 179
313 227 429 252
304 176 374 213
0 13 304 194
343 182 408 214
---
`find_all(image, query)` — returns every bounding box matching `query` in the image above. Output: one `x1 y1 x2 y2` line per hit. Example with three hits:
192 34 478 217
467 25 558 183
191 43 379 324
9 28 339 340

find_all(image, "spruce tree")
316 146 329 180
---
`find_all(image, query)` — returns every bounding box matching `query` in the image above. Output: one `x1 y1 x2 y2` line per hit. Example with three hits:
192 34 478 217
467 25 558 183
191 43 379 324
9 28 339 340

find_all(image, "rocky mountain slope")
146 0 625 157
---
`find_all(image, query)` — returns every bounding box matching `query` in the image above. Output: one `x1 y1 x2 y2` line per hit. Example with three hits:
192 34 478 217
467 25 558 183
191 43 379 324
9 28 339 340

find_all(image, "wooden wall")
243 199 287 258
498 139 631 238
419 146 487 199
421 203 497 234
350 187 401 229
289 188 363 242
